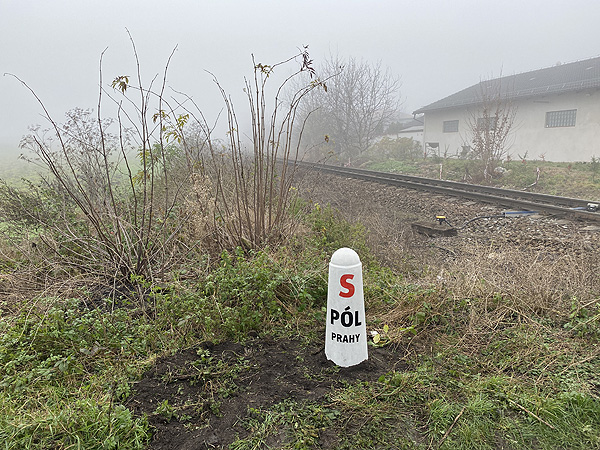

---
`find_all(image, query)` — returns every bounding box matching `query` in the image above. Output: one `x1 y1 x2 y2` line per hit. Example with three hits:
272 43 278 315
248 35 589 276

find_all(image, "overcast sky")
2 0 600 156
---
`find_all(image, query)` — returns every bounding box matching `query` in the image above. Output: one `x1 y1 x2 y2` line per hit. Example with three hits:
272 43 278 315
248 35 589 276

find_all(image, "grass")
230 349 600 448
367 157 600 199
230 400 341 449
0 205 360 447
1 173 600 448
0 147 39 187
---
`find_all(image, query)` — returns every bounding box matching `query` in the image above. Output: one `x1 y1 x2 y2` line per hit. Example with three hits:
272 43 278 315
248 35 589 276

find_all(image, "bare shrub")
1 41 209 288
206 49 327 250
296 54 401 161
0 42 326 298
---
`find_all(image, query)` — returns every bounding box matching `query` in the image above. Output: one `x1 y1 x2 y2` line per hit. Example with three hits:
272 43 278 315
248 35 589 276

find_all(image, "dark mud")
128 338 407 449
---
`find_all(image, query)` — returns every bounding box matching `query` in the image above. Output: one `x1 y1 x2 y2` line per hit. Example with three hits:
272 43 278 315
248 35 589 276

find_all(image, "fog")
2 0 599 160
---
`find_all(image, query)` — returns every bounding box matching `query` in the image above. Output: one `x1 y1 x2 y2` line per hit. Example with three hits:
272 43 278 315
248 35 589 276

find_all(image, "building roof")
398 117 423 130
396 125 423 134
414 56 600 114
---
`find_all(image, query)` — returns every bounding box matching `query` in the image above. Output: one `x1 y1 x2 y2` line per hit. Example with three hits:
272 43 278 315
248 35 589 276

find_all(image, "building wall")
375 130 423 143
422 109 471 158
422 88 600 162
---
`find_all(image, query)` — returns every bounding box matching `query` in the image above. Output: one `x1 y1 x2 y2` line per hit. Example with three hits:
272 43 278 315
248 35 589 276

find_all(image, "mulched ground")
128 338 407 449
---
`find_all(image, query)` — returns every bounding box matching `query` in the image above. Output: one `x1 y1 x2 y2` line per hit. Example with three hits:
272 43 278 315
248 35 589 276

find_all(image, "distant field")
0 147 38 184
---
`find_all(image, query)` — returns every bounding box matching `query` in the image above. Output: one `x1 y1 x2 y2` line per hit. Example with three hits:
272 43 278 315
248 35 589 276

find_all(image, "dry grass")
381 237 600 328
375 235 600 382
434 239 600 320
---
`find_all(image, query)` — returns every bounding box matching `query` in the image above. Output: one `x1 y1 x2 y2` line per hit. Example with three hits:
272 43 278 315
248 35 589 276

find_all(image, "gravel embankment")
298 170 600 264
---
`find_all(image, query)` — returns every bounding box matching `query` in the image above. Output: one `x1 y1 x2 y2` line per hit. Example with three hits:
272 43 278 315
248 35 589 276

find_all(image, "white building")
377 117 424 145
413 56 600 162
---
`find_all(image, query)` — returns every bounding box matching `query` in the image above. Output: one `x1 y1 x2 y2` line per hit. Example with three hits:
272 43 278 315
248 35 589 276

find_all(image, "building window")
545 109 577 128
477 117 497 131
443 120 459 133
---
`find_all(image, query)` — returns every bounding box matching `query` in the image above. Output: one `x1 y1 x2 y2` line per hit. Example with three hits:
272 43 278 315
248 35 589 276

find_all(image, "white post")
325 247 368 367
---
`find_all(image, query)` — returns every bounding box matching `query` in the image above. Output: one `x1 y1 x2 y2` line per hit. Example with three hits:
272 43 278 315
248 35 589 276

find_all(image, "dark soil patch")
128 337 407 449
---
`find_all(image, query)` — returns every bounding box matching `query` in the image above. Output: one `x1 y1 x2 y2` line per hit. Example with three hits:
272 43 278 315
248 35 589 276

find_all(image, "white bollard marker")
325 247 368 367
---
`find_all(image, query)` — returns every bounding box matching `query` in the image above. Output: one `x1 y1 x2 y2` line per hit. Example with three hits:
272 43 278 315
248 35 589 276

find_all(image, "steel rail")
294 161 600 222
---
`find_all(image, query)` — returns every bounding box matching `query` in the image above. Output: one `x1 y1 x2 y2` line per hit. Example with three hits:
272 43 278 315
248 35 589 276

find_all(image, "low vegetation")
361 146 600 199
1 46 599 449
3 198 600 448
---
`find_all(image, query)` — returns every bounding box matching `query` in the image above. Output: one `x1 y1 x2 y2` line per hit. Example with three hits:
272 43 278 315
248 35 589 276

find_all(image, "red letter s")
339 274 355 298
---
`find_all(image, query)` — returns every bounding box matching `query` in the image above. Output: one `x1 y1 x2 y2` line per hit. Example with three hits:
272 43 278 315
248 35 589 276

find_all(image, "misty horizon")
2 0 600 162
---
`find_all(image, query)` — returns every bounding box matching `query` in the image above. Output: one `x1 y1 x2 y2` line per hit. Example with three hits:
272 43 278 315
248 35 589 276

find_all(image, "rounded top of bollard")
330 247 361 268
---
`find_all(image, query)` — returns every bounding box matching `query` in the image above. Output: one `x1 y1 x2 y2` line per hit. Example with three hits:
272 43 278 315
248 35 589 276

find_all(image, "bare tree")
466 77 517 182
296 55 401 161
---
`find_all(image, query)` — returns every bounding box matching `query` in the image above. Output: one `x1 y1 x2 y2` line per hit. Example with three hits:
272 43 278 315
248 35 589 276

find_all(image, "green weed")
230 399 340 449
0 395 149 450
304 203 370 258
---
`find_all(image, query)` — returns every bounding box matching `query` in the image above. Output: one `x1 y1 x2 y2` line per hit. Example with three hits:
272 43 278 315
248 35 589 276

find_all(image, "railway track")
294 161 600 222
